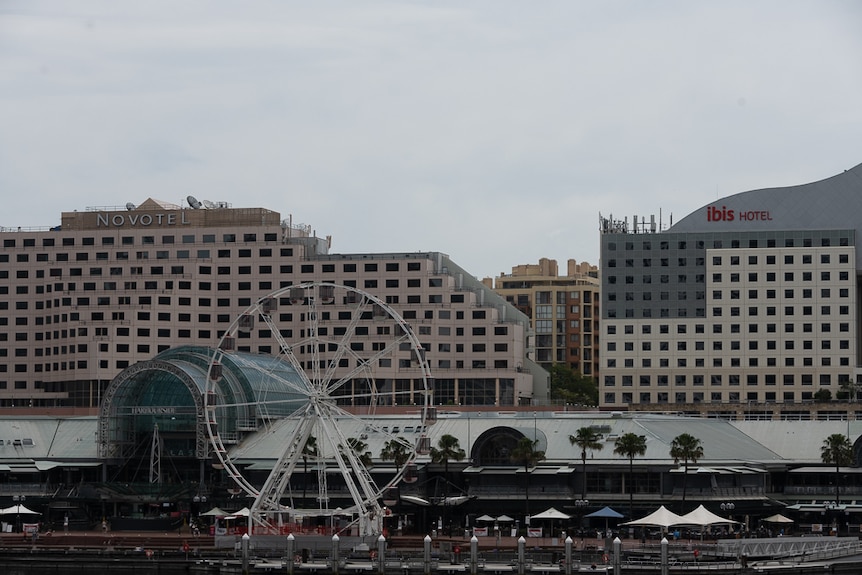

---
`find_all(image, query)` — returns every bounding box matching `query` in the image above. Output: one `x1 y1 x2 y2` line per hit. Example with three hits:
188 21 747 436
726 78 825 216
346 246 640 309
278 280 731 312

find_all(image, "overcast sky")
2 1 861 279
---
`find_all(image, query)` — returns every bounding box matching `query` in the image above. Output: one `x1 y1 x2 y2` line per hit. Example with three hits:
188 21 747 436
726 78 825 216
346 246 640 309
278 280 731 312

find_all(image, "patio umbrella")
676 504 739 541
620 505 686 530
584 506 625 534
530 507 571 537
762 514 794 524
0 504 41 516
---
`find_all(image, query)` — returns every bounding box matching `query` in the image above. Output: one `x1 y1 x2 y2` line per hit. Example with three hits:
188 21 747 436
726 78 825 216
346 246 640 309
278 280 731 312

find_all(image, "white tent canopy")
621 505 685 528
677 505 739 527
762 513 794 524
200 507 229 517
476 514 496 522
0 504 41 516
530 507 571 520
496 515 515 522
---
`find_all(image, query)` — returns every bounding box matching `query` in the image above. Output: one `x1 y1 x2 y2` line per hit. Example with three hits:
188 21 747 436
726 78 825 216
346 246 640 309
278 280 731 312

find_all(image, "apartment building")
486 258 601 378
599 163 862 410
0 198 545 410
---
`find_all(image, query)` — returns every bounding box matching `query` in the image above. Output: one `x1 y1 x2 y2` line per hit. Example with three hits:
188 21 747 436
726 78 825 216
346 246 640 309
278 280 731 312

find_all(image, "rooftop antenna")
187 195 202 209
125 202 135 211
202 199 216 209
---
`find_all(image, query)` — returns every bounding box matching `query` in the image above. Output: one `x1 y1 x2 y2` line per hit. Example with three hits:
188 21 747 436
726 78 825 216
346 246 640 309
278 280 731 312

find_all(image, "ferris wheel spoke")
323 334 410 397
317 409 382 514
257 313 316 392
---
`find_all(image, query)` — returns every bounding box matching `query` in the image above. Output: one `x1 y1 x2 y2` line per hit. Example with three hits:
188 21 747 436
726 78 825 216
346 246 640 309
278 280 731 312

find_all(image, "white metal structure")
205 282 432 535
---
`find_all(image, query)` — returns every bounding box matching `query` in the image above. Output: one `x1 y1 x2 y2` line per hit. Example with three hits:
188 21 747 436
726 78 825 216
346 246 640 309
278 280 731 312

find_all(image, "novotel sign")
707 205 773 222
96 212 191 228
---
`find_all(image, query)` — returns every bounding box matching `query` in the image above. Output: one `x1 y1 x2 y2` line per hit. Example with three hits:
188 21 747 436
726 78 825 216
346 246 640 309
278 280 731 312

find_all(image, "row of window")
604 390 823 404
604 373 846 386
607 270 851 285
607 253 850 267
608 321 852 335
607 236 851 251
2 233 278 248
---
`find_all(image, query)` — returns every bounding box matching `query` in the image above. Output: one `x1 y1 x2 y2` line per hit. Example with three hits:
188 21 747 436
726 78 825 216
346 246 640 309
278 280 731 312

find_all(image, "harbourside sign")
96 212 191 228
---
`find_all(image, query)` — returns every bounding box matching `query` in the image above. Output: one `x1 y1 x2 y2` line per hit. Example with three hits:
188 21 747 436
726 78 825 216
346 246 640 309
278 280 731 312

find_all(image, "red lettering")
707 205 734 222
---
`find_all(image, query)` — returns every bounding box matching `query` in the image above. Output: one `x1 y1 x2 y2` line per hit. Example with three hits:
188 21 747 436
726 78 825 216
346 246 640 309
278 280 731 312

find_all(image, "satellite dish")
125 202 135 211
187 195 202 209
202 200 216 209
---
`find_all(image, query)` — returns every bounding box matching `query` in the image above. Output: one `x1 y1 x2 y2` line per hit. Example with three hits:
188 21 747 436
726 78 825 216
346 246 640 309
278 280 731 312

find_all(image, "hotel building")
600 163 862 410
0 198 544 410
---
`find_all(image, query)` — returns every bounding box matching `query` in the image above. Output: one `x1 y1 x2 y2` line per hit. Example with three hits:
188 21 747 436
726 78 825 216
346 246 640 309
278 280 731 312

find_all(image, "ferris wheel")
204 282 433 535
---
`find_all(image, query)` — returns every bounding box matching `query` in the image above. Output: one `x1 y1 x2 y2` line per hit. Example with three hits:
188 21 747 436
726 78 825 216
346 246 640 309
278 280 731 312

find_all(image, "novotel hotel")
599 163 862 410
0 198 540 410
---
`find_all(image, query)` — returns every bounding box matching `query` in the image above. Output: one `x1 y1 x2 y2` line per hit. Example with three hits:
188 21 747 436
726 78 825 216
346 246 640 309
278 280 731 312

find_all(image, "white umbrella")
677 505 739 527
0 504 41 516
621 505 686 529
531 507 571 520
762 513 794 524
530 507 571 537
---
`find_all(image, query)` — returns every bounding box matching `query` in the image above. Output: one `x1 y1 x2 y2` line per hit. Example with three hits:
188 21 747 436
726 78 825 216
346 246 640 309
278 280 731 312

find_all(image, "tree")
301 435 318 506
614 433 647 518
669 433 704 512
839 378 860 403
511 437 546 519
569 427 603 499
548 364 599 406
430 434 466 492
345 437 372 467
430 434 465 534
381 437 412 469
821 433 853 505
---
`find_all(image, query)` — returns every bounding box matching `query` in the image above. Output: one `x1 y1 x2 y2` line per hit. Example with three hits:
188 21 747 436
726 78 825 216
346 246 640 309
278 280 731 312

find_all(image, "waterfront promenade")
1 530 862 574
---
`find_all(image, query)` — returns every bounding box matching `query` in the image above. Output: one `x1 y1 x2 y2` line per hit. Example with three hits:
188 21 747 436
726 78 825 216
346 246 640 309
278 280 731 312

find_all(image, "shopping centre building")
599 162 862 411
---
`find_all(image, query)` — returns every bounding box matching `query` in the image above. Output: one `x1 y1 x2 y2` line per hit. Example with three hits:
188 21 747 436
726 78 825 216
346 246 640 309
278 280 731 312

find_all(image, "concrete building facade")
599 163 862 410
0 198 545 410
486 258 601 378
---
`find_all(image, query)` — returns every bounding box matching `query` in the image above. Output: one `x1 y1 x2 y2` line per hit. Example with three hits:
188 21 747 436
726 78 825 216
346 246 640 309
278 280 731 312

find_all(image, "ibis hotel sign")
707 205 772 222
96 211 191 228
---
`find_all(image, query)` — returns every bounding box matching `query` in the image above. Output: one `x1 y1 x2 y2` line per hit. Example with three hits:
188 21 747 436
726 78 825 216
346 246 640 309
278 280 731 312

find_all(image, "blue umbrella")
584 506 624 534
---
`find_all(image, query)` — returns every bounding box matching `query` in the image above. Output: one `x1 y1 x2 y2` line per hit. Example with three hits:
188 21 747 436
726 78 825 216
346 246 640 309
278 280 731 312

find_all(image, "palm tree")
821 433 853 505
669 433 704 512
511 437 546 520
301 435 318 507
346 437 372 467
569 427 604 499
430 434 465 534
430 434 466 495
613 433 647 518
381 437 412 469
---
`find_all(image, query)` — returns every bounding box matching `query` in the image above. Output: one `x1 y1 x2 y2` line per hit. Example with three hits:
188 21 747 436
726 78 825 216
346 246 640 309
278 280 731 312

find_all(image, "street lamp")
720 502 736 536
574 499 589 536
12 494 25 534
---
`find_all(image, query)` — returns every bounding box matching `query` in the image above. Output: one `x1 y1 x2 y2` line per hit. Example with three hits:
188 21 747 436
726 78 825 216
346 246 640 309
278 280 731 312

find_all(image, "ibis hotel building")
599 163 862 410
0 198 542 410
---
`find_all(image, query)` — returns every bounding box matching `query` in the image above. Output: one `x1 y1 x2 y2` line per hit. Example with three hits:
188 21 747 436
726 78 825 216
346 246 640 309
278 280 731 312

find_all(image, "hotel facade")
600 163 862 410
0 198 544 410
